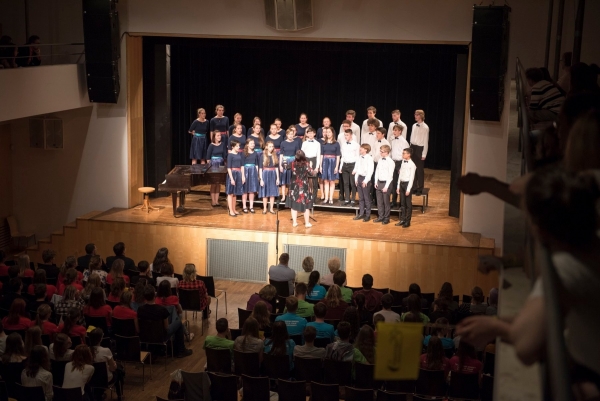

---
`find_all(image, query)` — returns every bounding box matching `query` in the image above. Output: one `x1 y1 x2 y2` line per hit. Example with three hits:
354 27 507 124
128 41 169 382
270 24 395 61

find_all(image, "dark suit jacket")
106 255 136 271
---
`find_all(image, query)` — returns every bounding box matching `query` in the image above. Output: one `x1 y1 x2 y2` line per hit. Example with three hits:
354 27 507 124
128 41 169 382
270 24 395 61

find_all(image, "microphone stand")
275 193 281 262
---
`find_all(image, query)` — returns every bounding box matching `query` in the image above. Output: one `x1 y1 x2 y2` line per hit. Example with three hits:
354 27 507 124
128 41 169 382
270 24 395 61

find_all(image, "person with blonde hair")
246 284 276 312
188 107 209 164
106 259 129 285
295 256 314 284
320 256 340 286
177 263 210 314
319 285 348 320
18 254 34 278
228 112 246 137
409 109 429 195
259 141 280 214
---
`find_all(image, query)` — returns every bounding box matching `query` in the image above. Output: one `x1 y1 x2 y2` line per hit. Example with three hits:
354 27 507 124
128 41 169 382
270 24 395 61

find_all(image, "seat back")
115 335 143 363
354 362 375 389
205 347 232 373
181 371 212 401
50 359 68 386
385 379 415 393
421 293 435 305
0 362 25 398
310 382 338 401
85 315 109 333
106 300 119 309
197 276 217 297
4 329 25 340
53 385 83 401
16 383 45 401
376 390 408 401
41 334 51 348
289 334 303 346
462 295 472 304
268 280 290 298
238 308 252 327
483 351 495 375
139 319 167 344
481 374 494 401
0 381 8 401
233 350 261 376
207 372 237 401
89 361 109 390
345 386 374 401
448 371 480 400
389 290 409 306
241 375 270 401
373 287 389 295
415 368 446 396
313 337 331 348
69 335 83 349
294 356 323 382
229 328 242 341
112 317 137 337
277 379 306 401
323 358 352 386
263 353 290 379
179 289 203 312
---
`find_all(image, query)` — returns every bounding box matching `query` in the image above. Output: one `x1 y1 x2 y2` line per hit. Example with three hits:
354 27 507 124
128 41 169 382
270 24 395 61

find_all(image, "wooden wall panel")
126 36 144 208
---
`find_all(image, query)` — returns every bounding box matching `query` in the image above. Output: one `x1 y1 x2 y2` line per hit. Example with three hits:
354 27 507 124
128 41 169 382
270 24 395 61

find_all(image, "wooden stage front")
29 169 497 296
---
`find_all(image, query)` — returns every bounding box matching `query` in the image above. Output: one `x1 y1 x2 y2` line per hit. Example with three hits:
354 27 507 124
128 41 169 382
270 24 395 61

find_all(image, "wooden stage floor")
96 169 484 249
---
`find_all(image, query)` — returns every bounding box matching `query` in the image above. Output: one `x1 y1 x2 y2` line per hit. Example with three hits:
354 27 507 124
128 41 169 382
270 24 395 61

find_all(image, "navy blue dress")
207 142 226 169
228 135 246 151
210 116 230 141
226 153 244 196
280 140 301 186
295 124 312 139
189 119 209 160
260 155 279 198
316 126 337 142
321 142 341 180
247 135 264 155
228 124 247 138
266 135 284 154
243 152 260 194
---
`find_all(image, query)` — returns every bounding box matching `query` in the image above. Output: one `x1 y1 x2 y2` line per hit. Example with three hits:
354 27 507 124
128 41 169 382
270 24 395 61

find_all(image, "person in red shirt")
57 307 87 342
31 304 59 338
106 259 130 286
155 280 183 314
28 269 58 299
177 263 211 311
2 298 32 330
449 341 483 376
112 291 139 333
0 250 9 276
58 268 84 295
58 256 84 284
17 254 34 278
420 336 451 379
318 285 349 320
107 278 125 303
351 274 383 312
84 287 112 328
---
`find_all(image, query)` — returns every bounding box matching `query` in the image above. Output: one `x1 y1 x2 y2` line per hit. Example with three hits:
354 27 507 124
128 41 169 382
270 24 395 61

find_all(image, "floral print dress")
285 161 314 212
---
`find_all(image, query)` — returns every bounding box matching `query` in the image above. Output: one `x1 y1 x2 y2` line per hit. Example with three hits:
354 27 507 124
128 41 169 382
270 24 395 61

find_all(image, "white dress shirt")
361 118 383 143
390 135 411 161
361 130 378 153
387 119 408 141
374 157 395 189
372 138 390 163
397 159 417 193
301 139 321 165
337 131 358 144
339 140 360 169
410 122 430 158
338 122 360 143
353 154 374 184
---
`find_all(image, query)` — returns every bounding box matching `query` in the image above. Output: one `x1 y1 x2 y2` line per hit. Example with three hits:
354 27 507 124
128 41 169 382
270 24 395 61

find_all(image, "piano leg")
177 192 186 214
171 193 179 217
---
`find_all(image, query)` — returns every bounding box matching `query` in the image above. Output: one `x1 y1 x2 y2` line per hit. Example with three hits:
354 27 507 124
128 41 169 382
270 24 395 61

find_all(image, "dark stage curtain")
145 37 468 188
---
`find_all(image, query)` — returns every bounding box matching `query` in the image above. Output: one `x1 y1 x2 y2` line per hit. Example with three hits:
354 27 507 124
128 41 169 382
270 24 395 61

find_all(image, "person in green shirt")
334 270 353 303
400 294 430 324
203 318 234 351
284 282 314 318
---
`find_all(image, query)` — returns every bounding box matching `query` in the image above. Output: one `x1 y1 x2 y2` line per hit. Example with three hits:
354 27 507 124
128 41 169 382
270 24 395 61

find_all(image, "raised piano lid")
167 164 210 175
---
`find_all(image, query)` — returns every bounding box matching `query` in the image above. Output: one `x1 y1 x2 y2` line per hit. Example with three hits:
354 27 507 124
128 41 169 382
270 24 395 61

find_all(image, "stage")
29 169 497 296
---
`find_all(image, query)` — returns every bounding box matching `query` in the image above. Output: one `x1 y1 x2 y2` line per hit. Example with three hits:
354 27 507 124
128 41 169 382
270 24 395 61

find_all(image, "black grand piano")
158 164 227 216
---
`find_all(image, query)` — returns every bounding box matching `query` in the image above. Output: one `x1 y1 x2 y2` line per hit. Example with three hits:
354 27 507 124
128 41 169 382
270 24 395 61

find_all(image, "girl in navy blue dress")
226 140 244 217
228 124 246 152
210 105 230 143
241 141 260 214
228 113 246 137
188 108 209 164
259 141 280 214
267 123 283 155
320 127 341 204
316 117 336 142
295 113 312 140
279 129 301 202
247 124 265 157
251 117 265 136
274 118 285 137
207 132 226 207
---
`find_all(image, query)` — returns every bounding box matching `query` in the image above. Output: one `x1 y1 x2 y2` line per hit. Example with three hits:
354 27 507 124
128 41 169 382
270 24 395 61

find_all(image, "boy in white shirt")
337 120 358 144
387 109 408 141
337 120 357 202
374 145 395 225
371 127 390 204
339 110 360 142
410 109 429 195
389 124 411 208
361 106 383 143
339 130 360 205
396 147 417 228
352 144 374 222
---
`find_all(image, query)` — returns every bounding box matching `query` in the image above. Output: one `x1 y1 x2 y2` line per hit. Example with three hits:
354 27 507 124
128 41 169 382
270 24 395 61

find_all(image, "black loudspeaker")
82 0 120 103
470 6 510 121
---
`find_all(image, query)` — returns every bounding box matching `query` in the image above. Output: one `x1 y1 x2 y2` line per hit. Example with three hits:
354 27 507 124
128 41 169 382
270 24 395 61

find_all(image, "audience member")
233 317 264 360
325 321 367 363
2 298 32 330
307 303 335 341
0 278 24 310
429 298 454 324
353 293 373 325
459 286 486 315
59 256 84 284
58 267 83 295
268 253 295 295
28 269 57 299
0 35 17 68
156 262 179 287
449 341 482 376
250 301 271 335
17 254 34 278
307 271 326 301
402 283 428 308
264 321 295 369
290 282 314 318
137 285 192 358
108 277 126 302
295 256 314 284
84 287 113 328
485 288 498 316
437 282 459 311
420 336 450 379
24 326 46 355
354 325 375 364
423 318 454 350
204 318 234 352
81 275 103 304
557 51 572 94
106 242 136 271
112 291 139 332
319 285 348 320
0 250 8 276
333 270 352 303
130 260 155 286
294 326 326 359
352 274 383 312
77 243 106 272
49 333 73 361
156 280 182 312
373 314 385 333
21 345 53 401
150 247 170 275
107 259 130 285
177 263 210 312
58 307 87 342
2 332 27 366
33 304 58 337
55 286 84 323
401 294 430 323
320 257 341 286
89 328 124 401
16 35 41 67
83 255 108 285
39 249 59 277
246 284 276 312
339 306 360 343
131 281 147 311
526 67 565 122
373 293 400 322
0 321 6 355
62 344 95 396
275 296 307 336
569 62 600 96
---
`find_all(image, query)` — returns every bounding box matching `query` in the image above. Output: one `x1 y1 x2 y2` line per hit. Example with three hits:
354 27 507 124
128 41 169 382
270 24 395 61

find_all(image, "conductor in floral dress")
285 150 315 228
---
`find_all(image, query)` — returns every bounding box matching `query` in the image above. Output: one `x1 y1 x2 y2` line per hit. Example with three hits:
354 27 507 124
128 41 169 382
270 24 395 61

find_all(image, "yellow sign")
374 322 422 380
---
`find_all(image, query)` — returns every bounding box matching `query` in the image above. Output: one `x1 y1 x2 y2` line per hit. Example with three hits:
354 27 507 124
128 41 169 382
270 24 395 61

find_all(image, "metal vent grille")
207 239 269 283
284 244 346 278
